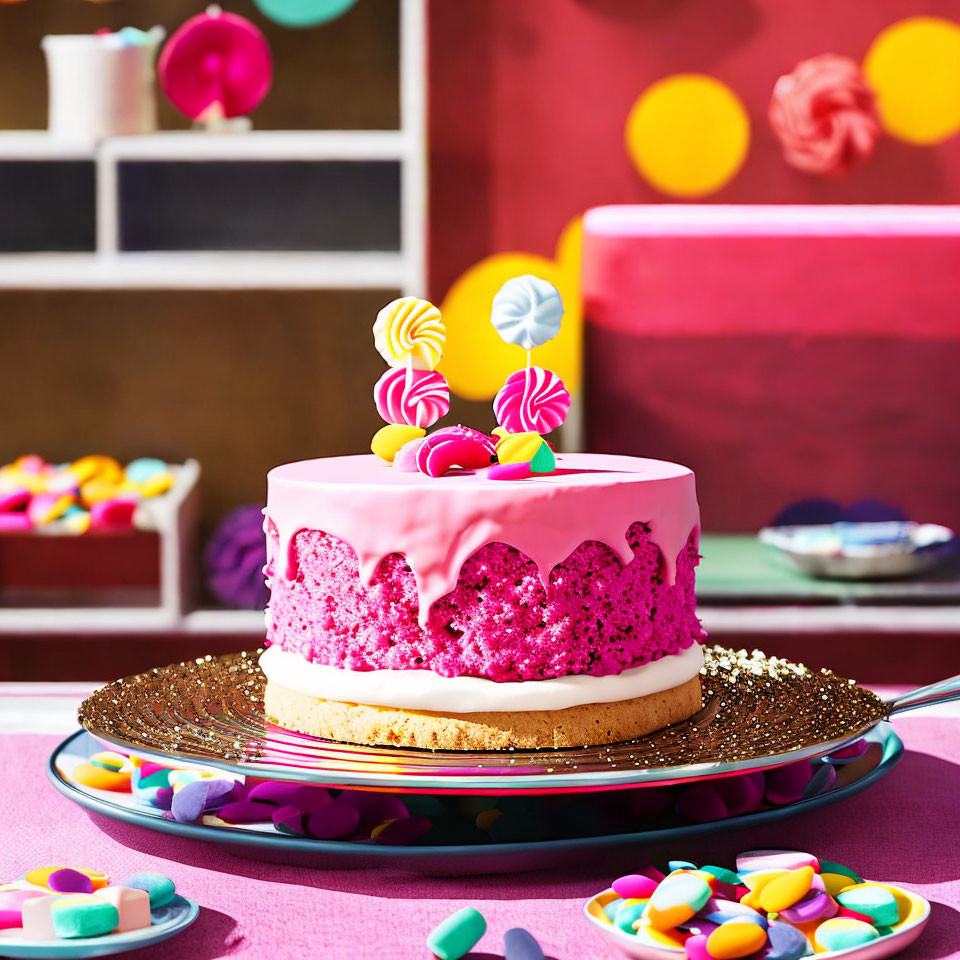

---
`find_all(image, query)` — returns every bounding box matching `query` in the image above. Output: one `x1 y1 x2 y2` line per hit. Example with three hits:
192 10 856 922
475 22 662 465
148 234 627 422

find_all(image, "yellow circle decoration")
863 16 960 144
439 216 583 402
624 74 750 198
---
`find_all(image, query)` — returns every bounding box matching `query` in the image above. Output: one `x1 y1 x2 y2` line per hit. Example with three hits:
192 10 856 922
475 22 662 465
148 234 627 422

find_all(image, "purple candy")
47 868 93 894
803 763 838 799
307 800 361 840
272 804 309 836
764 919 810 960
702 899 768 929
674 783 729 822
217 799 276 824
612 874 659 901
765 762 814 805
827 739 869 764
714 772 766 815
778 890 838 924
170 778 239 823
248 782 332 812
372 816 432 845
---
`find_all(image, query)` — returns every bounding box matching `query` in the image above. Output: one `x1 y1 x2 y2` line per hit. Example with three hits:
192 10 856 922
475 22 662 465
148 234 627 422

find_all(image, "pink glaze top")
266 453 699 628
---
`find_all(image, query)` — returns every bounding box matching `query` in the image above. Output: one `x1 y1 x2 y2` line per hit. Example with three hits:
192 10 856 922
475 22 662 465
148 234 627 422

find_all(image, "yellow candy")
496 432 542 464
373 298 445 370
79 480 137 507
139 472 175 498
822 871 855 897
759 866 814 913
69 456 123 486
646 901 695 931
63 510 91 534
71 763 132 792
371 424 425 463
740 868 787 893
25 866 108 890
706 920 769 959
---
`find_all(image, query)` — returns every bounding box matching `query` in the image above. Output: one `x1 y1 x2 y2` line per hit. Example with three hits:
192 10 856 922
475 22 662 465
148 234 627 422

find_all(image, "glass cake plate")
49 725 902 875
75 646 960 795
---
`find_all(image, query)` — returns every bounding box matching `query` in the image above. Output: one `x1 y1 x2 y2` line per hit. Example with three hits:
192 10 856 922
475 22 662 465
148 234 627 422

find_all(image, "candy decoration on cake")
490 275 564 351
415 426 496 478
158 7 272 124
494 366 570 435
769 54 880 176
374 297 446 371
374 367 450 428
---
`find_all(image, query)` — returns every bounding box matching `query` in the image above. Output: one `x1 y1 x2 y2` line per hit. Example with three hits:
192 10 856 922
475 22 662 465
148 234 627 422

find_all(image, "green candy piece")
124 872 175 907
614 900 648 935
819 860 863 884
427 907 486 960
529 441 556 474
51 897 119 939
603 898 625 922
701 865 742 885
837 887 900 927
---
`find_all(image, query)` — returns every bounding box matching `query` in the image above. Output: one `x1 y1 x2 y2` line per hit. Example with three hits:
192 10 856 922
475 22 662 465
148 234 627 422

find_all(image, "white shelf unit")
0 0 426 294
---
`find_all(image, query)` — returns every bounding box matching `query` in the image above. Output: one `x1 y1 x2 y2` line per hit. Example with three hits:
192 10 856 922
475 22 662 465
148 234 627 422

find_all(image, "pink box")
581 205 960 531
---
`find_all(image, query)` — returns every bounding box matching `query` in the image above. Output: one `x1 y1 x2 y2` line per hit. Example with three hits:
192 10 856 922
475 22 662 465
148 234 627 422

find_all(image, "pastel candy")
737 850 819 875
306 800 361 839
70 455 123 485
90 496 137 531
602 898 623 923
93 886 151 932
140 472 175 497
47 868 94 894
72 762 132 792
28 492 74 525
416 425 496 477
25 866 108 891
490 275 564 350
374 297 445 371
487 461 533 481
392 436 425 472
0 512 31 531
123 872 175 907
837 886 900 926
764 764 814 805
759 867 814 913
374 366 450 428
0 889 47 929
371 424 427 464
503 926 544 960
612 874 659 901
614 898 649 934
217 798 275 823
705 918 768 959
125 458 168 485
739 869 786 894
427 906 487 960
703 899 767 929
685 933 711 960
50 894 119 938
819 860 863 895
778 890 837 925
765 919 811 960
814 917 880 951
171 777 238 822
132 767 174 809
21 895 59 939
0 487 29 511
90 751 127 772
647 872 712 930
246 781 331 809
701 866 742 887
62 505 91 533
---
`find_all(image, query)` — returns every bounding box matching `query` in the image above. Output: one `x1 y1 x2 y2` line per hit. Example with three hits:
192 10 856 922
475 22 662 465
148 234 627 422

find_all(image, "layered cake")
260 280 705 749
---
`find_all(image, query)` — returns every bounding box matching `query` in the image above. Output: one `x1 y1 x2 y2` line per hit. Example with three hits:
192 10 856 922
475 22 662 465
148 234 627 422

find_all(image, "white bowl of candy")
758 521 956 579
584 851 930 960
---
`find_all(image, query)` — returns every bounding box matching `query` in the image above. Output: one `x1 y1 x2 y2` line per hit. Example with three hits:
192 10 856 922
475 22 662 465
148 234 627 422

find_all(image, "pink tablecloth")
3 711 960 960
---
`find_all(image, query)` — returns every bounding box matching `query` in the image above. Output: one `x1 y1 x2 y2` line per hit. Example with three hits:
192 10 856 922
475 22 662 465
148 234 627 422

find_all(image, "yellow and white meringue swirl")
373 297 446 371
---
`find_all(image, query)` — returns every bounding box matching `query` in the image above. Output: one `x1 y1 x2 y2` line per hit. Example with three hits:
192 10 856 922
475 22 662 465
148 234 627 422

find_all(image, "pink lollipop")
494 366 570 435
159 9 272 121
416 426 496 478
374 367 449 429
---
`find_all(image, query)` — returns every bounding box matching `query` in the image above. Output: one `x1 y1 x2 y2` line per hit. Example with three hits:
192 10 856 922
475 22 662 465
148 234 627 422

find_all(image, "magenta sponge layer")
265 523 703 682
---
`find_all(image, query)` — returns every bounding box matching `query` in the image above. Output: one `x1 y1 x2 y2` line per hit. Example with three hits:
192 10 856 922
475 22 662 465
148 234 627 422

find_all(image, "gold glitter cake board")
77 646 892 795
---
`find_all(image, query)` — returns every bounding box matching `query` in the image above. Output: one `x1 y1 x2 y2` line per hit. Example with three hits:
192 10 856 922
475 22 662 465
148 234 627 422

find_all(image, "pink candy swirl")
493 366 570 435
769 54 880 177
374 367 450 428
416 426 496 478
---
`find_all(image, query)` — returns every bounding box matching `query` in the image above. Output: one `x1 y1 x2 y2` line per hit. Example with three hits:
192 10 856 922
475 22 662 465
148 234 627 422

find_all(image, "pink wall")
428 1 960 530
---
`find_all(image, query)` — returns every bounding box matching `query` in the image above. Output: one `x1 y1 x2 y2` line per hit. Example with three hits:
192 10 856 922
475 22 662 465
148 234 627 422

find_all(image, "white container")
42 29 164 143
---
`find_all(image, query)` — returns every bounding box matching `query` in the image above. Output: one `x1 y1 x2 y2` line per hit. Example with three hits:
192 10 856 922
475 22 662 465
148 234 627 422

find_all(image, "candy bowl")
584 880 930 960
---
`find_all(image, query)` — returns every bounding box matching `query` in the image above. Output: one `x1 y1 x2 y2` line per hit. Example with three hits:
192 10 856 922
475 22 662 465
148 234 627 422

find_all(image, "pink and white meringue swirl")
493 366 571 435
769 54 880 177
374 367 450 429
416 426 497 478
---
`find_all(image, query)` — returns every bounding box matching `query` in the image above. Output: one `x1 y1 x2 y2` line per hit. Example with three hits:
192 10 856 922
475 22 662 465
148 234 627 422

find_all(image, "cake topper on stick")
490 276 571 436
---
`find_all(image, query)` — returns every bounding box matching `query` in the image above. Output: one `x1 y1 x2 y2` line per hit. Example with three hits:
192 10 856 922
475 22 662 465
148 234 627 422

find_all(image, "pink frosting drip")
769 54 880 177
265 453 699 629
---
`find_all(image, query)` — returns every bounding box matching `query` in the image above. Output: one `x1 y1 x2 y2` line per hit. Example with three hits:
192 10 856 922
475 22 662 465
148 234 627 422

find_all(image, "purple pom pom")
205 504 269 610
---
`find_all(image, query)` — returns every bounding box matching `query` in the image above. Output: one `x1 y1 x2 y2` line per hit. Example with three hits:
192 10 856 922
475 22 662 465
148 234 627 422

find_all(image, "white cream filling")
260 643 704 714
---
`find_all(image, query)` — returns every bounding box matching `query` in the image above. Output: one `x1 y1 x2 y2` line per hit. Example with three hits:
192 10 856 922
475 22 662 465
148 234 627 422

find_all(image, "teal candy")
819 860 864 885
125 458 168 485
668 860 698 872
816 920 880 951
837 887 900 926
614 900 647 934
252 0 357 28
702 865 742 885
124 873 176 908
51 899 119 939
651 872 712 913
603 898 624 922
427 907 486 960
